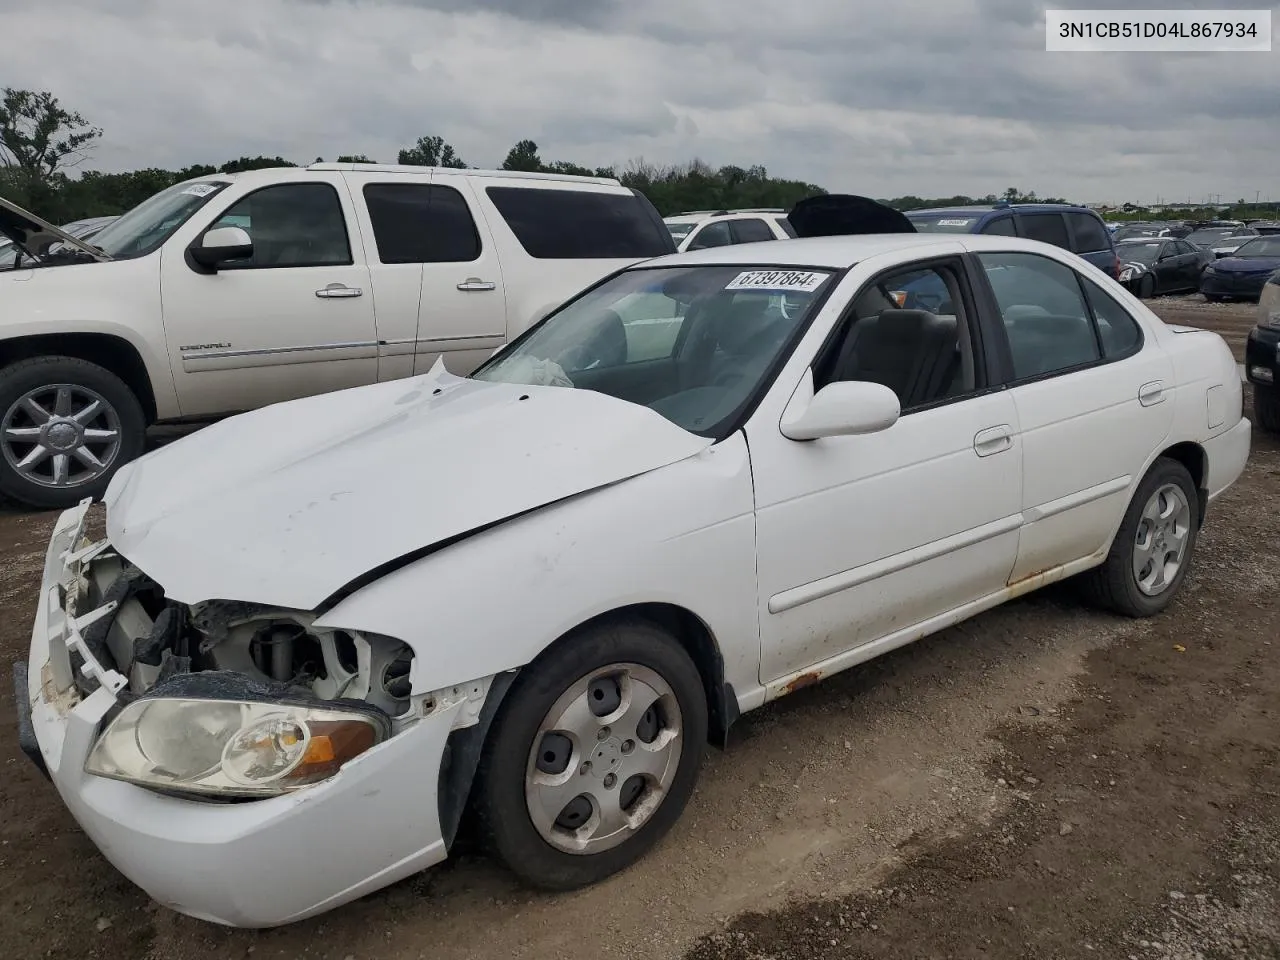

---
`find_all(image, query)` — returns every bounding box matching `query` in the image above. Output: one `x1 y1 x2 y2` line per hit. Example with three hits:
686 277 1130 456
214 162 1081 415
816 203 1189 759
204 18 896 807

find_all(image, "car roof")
642 233 1071 270
909 203 1097 216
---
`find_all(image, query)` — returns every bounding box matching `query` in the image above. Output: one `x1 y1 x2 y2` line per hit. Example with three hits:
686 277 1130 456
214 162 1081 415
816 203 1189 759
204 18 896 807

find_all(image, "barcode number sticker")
725 270 829 292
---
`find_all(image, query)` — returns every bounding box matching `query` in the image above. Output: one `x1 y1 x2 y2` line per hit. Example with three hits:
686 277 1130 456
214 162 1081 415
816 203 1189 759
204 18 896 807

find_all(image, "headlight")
85 698 389 798
1119 267 1135 282
1203 265 1216 275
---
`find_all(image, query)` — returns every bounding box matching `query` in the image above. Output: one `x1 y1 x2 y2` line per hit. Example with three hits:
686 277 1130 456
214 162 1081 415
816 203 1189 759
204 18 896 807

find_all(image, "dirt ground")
1 296 1274 960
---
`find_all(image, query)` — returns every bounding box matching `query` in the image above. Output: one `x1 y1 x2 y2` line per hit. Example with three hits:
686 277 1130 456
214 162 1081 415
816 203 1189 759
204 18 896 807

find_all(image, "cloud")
2 0 1278 204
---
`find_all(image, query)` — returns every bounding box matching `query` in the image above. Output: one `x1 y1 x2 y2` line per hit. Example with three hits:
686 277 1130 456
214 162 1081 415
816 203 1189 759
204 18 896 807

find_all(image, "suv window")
362 183 480 263
687 221 733 250
484 186 671 259
210 183 352 268
1174 240 1196 256
774 216 797 238
1067 212 1110 253
1081 276 1142 358
977 252 1101 379
1018 213 1070 249
816 262 977 410
730 218 776 243
981 216 1017 237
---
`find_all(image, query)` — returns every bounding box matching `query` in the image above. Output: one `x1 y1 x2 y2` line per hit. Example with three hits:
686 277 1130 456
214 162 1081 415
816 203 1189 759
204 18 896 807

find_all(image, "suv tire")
0 356 146 510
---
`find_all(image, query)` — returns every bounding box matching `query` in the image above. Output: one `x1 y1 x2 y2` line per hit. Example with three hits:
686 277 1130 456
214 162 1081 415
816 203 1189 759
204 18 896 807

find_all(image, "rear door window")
980 216 1017 236
1019 213 1071 249
774 216 797 238
687 221 733 250
362 183 481 263
730 218 776 243
484 186 671 259
1067 212 1110 253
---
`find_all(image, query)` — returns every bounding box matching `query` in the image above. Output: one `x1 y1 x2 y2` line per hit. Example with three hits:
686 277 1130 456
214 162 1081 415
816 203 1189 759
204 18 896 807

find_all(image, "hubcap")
1 384 122 489
1132 482 1192 596
525 663 683 855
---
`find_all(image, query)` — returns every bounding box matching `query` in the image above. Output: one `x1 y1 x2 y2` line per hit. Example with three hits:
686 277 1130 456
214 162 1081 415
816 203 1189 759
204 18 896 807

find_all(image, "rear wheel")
1080 458 1199 617
0 356 146 509
473 619 707 890
1255 385 1280 434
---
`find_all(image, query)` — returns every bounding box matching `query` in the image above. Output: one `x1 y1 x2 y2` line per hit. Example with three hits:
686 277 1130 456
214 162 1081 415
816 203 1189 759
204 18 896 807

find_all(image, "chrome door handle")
1138 380 1165 406
457 278 497 292
316 283 363 299
973 424 1013 457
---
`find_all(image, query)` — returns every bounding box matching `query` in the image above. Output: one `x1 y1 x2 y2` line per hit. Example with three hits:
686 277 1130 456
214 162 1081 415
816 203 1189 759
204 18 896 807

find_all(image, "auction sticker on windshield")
725 270 830 292
181 184 219 197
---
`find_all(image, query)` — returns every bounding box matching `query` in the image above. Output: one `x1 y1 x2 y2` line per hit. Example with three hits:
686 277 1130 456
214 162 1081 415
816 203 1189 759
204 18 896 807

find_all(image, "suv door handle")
457 278 497 292
1138 380 1165 406
973 424 1013 457
315 283 363 299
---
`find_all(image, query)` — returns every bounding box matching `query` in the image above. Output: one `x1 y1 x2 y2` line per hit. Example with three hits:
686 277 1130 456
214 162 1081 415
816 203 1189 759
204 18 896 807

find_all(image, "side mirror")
190 226 253 269
780 377 900 441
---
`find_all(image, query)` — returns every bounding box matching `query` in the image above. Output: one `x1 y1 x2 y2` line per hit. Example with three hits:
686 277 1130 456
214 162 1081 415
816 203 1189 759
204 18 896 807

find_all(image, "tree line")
4 87 1275 227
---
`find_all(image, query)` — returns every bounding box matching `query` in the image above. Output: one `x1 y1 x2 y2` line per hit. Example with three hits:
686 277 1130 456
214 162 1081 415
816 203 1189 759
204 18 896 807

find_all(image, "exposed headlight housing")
1119 266 1135 282
85 697 390 798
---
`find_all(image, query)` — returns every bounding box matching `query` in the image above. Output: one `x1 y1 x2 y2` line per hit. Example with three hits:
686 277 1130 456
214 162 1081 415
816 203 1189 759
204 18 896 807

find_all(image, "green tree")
502 139 543 172
397 135 467 168
336 154 376 163
218 156 296 173
0 88 101 183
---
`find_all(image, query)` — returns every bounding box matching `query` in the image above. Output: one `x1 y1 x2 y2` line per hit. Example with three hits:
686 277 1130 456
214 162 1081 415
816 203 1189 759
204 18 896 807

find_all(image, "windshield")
471 265 836 438
1232 237 1280 258
89 180 231 259
665 221 698 241
1186 229 1240 246
1119 241 1164 264
906 213 982 233
1114 226 1164 240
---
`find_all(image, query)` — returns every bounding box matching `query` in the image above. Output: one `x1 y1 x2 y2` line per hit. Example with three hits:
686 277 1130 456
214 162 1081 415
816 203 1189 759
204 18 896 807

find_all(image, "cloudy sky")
4 0 1278 204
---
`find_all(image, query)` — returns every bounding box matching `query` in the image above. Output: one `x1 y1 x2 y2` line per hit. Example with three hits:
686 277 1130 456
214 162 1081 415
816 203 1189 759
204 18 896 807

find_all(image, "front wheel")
1137 275 1155 299
1079 457 1199 617
1255 384 1280 434
0 356 146 509
473 619 707 890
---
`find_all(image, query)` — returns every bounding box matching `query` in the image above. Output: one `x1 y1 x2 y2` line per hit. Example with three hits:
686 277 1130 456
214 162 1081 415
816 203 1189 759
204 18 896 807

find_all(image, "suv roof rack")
306 162 621 186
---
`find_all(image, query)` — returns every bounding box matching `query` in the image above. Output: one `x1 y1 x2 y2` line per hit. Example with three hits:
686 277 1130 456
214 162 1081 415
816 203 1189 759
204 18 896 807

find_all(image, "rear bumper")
1204 416 1251 503
19 502 456 928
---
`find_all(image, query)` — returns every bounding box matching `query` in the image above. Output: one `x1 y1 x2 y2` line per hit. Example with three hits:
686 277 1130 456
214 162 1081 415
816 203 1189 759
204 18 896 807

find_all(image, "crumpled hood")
104 363 712 609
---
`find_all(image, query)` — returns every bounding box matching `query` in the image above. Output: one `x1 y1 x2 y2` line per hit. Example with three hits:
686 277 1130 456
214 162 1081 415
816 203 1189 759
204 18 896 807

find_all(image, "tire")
1137 275 1155 299
1079 457 1199 618
0 356 146 510
1255 385 1280 434
473 618 708 890
1204 294 1225 303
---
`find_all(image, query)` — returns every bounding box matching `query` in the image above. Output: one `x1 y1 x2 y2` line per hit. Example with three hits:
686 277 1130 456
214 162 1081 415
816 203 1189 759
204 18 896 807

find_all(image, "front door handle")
1138 380 1166 406
973 424 1013 457
457 278 497 292
315 283 363 299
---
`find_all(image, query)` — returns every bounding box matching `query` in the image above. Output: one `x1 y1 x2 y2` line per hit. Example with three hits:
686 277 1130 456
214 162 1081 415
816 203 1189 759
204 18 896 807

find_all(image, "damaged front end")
43 502 440 801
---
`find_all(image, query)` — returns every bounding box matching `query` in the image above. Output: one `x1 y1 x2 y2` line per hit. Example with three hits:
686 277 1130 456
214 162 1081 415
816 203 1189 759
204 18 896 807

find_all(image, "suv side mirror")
190 226 253 270
780 377 900 441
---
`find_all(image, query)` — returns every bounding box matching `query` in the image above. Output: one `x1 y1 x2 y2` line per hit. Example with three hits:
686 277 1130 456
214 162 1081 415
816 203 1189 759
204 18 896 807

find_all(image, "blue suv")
906 203 1121 279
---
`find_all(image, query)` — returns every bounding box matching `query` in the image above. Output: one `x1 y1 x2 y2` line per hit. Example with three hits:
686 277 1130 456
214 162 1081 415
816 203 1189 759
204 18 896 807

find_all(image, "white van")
0 164 675 507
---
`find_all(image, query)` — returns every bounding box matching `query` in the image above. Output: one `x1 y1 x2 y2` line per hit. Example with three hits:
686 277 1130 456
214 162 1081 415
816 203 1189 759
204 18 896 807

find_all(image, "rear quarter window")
485 186 672 259
1019 213 1070 249
1068 212 1111 254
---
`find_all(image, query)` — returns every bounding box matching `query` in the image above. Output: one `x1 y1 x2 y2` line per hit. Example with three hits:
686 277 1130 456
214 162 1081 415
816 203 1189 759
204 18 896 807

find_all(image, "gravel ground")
0 296 1273 960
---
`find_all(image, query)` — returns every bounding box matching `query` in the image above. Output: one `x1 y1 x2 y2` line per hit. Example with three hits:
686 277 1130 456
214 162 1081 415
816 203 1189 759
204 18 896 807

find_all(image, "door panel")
160 176 378 418
748 256 1023 684
975 251 1174 580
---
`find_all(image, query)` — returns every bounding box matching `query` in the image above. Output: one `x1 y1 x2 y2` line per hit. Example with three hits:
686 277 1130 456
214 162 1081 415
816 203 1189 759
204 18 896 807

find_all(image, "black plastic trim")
13 661 50 780
436 670 517 849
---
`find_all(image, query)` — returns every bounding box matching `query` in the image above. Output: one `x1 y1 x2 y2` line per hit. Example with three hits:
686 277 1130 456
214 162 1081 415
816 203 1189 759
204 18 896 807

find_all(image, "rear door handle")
1139 380 1166 406
315 283 363 299
973 424 1013 457
457 278 497 292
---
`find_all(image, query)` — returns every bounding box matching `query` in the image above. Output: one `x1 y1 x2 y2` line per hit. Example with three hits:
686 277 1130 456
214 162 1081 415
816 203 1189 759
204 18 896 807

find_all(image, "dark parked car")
1186 226 1257 251
905 203 1120 277
1245 270 1280 432
1116 237 1213 298
1247 220 1280 236
1113 222 1172 241
1200 236 1280 302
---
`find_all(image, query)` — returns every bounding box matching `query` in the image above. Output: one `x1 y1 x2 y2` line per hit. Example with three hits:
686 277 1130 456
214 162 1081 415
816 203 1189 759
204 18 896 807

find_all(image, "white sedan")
16 233 1249 927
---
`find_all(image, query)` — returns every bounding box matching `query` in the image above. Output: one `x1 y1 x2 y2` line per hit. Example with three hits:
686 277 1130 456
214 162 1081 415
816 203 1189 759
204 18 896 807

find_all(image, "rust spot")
1007 566 1052 589
782 671 822 695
